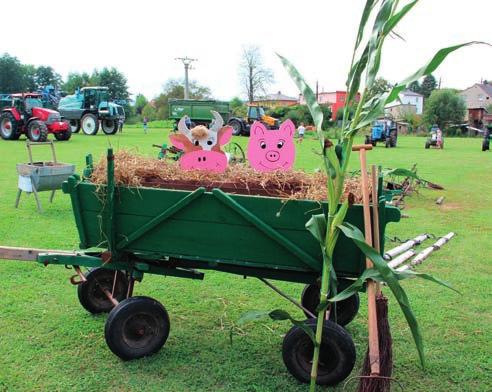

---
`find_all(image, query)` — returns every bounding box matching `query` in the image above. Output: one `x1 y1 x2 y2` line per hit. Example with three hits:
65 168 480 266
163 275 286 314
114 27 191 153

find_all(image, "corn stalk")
280 1 486 390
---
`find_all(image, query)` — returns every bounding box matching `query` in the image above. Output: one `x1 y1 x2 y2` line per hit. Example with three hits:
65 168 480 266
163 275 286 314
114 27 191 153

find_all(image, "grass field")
0 126 490 392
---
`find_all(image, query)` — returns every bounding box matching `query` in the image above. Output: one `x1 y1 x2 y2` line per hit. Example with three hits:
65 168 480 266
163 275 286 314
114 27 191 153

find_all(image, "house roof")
478 83 492 97
401 89 423 97
259 91 298 101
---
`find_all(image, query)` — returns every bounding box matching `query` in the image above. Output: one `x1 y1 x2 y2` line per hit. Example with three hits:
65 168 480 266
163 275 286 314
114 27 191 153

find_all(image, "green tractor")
58 87 125 135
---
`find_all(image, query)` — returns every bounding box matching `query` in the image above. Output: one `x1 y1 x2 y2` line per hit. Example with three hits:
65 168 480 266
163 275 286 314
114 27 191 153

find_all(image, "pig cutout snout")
247 119 296 172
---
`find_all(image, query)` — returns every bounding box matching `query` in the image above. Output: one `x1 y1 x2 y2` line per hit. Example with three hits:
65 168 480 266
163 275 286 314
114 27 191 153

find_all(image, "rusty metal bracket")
69 266 87 285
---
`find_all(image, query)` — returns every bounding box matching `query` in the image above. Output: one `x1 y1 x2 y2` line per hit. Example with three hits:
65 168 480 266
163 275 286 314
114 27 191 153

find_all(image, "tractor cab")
247 105 278 128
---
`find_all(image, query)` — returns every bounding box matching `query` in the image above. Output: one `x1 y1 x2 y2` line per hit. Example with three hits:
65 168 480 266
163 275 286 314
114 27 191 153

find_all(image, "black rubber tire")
229 119 243 136
371 141 377 147
27 120 48 142
282 318 356 385
301 284 360 326
425 141 430 149
364 135 371 145
105 296 170 361
0 112 21 140
385 139 390 148
483 140 489 151
54 127 72 141
101 119 118 135
390 131 397 147
81 113 99 135
77 268 129 314
69 119 81 133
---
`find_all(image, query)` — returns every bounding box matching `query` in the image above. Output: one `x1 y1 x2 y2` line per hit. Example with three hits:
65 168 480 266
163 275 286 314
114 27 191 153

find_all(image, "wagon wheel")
282 318 356 385
77 268 129 314
225 142 246 164
105 296 170 360
301 283 360 326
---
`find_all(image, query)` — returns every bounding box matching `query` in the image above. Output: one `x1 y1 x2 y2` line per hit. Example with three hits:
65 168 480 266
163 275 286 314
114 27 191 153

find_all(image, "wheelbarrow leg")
32 187 43 213
49 190 56 203
14 189 22 208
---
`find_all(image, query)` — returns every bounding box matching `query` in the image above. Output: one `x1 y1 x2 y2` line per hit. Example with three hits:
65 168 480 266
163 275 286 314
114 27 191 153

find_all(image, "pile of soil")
90 150 365 202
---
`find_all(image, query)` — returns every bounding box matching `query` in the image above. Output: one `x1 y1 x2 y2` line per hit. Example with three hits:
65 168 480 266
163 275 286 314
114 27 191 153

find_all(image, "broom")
358 164 393 392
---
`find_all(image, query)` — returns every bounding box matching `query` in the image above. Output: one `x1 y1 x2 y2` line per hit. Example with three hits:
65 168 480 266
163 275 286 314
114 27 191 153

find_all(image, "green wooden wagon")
2 149 400 386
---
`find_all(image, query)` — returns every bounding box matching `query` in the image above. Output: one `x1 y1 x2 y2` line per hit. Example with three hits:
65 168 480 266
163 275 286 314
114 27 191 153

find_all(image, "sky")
1 0 491 101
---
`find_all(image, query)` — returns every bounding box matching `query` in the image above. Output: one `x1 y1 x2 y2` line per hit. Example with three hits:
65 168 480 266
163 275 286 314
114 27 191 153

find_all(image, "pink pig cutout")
247 119 296 172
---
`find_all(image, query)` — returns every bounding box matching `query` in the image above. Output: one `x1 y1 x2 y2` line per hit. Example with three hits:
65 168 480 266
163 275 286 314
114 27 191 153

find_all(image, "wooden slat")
0 246 75 261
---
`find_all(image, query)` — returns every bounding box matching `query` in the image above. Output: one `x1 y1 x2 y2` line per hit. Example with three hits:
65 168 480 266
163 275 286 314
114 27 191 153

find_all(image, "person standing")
436 126 443 149
143 116 148 134
297 122 306 144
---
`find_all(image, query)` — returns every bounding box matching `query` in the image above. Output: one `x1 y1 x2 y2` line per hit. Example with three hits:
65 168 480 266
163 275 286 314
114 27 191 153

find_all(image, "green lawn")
0 127 490 392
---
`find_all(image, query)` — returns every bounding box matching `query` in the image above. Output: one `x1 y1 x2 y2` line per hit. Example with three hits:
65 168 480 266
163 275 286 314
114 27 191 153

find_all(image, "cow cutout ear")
218 126 233 146
169 134 187 151
279 119 295 138
251 121 266 137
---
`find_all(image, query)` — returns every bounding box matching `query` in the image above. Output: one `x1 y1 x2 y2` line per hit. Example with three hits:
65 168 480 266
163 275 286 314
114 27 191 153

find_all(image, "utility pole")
316 80 319 101
175 57 197 99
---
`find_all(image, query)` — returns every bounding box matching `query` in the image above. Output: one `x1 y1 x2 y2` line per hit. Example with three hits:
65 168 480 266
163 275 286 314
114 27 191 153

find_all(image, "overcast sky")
2 0 491 100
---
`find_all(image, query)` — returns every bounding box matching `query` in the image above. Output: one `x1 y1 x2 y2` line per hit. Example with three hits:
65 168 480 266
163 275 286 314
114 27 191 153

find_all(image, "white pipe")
384 234 430 260
387 249 416 268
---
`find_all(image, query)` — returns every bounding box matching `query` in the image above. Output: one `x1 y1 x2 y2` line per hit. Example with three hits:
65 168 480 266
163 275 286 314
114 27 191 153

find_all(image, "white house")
385 89 424 118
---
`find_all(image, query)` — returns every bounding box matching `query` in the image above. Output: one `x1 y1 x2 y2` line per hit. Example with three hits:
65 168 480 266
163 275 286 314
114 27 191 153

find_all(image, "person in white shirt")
297 122 306 144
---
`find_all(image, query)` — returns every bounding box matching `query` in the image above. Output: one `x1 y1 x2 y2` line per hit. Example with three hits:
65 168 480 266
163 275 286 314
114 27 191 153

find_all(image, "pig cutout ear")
279 119 295 138
169 134 189 151
218 126 233 146
251 121 267 137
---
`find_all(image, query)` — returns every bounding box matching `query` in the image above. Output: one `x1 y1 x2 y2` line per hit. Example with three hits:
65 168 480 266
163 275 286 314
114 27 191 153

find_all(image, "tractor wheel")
364 135 371 145
27 120 48 142
390 133 397 147
0 112 21 140
385 138 390 148
77 268 129 314
69 119 81 133
54 128 72 141
425 141 430 149
301 283 360 326
282 318 356 385
101 119 119 135
105 296 170 360
229 119 243 136
81 113 99 135
482 140 490 151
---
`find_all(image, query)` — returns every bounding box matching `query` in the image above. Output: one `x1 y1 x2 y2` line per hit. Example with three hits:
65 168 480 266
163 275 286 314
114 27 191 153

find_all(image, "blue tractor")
365 119 397 147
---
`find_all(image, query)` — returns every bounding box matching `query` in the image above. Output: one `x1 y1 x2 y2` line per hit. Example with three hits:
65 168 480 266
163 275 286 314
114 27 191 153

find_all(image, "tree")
63 72 91 94
485 104 492 114
366 78 392 101
239 45 274 103
134 94 148 115
0 53 27 93
97 67 130 100
408 80 421 94
230 97 247 117
35 66 62 88
423 89 466 130
420 74 437 98
22 64 37 92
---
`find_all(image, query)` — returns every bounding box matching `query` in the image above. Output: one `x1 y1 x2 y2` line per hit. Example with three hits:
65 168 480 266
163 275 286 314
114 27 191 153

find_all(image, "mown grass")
0 126 490 391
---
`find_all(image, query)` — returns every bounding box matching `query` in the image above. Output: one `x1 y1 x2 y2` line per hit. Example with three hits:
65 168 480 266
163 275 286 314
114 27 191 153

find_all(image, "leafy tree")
22 64 37 92
35 66 62 88
239 45 274 103
408 80 421 94
230 96 247 117
420 74 437 98
0 53 27 93
271 104 332 129
134 94 148 115
423 88 466 130
63 72 91 94
366 77 392 101
142 103 158 121
97 67 130 100
336 106 355 122
485 104 492 113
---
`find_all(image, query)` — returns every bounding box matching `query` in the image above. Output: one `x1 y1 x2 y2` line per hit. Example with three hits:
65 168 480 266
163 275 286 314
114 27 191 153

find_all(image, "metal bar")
116 187 206 250
383 234 430 260
0 246 76 261
212 189 321 272
14 189 22 208
49 190 55 203
258 278 316 319
106 149 116 256
32 186 43 213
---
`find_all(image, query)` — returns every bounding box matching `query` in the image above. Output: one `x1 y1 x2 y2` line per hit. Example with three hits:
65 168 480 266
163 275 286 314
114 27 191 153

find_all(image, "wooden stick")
397 232 455 271
359 149 380 376
370 166 382 298
0 246 75 261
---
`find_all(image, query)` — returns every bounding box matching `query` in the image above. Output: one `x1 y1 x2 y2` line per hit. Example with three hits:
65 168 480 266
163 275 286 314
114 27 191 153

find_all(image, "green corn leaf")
306 213 327 247
237 309 271 326
354 0 379 50
382 0 419 35
396 269 460 294
337 221 426 367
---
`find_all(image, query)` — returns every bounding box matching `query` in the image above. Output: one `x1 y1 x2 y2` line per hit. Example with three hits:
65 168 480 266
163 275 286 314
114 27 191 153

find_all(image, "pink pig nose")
265 150 280 162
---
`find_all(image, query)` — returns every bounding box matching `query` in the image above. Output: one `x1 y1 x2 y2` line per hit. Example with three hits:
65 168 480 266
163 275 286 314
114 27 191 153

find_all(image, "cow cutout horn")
178 116 192 137
209 111 224 134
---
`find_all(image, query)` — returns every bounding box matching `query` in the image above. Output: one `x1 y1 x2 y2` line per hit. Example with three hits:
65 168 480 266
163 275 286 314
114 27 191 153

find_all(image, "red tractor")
0 93 71 142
